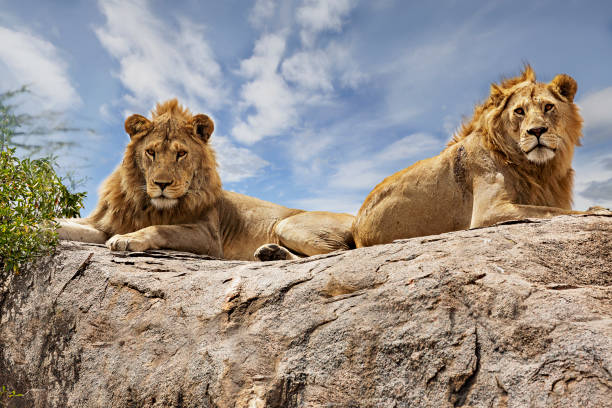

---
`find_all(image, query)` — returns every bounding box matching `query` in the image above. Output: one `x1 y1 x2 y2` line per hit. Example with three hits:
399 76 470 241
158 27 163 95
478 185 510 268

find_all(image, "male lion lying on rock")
59 99 354 261
353 66 609 247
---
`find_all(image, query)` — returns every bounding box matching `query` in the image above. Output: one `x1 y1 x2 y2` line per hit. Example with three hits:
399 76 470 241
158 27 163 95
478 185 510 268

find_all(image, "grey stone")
1 215 611 407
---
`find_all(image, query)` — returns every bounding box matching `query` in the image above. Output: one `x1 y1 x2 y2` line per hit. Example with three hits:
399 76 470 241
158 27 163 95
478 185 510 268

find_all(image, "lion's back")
353 142 475 247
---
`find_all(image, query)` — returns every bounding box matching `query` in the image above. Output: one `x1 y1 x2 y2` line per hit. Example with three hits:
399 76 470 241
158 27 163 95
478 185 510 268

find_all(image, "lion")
353 66 609 247
58 99 354 261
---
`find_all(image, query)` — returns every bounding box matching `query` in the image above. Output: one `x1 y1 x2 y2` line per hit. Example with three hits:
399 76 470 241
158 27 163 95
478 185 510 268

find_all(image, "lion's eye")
146 149 155 157
514 107 525 115
177 151 187 159
544 103 554 112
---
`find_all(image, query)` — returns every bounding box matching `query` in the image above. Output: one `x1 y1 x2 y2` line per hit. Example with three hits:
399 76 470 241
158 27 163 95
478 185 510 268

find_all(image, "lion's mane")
448 65 582 209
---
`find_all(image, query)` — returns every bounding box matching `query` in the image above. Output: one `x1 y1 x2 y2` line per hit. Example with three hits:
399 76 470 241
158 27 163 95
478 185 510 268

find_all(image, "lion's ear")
549 74 577 102
125 114 152 138
192 114 214 143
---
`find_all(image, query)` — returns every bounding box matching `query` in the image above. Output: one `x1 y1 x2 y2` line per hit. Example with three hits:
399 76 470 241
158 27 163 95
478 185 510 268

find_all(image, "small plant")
0 148 85 273
0 385 24 407
1 87 86 273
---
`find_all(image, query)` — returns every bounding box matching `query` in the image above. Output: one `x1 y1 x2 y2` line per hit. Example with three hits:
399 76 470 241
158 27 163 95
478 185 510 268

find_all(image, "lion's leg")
57 218 108 244
272 211 355 257
106 223 224 258
469 203 600 229
468 175 609 228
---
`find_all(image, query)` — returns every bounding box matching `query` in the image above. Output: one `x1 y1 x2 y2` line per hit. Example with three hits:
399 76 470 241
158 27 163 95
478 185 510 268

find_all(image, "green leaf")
1 147 85 272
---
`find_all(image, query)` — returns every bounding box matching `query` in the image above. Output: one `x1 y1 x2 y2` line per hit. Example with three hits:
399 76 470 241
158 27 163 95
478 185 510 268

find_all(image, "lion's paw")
587 206 612 215
254 244 296 261
106 234 153 252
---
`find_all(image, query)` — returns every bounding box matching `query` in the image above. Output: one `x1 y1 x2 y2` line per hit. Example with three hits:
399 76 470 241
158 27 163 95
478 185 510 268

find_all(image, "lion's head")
452 66 582 167
123 99 222 212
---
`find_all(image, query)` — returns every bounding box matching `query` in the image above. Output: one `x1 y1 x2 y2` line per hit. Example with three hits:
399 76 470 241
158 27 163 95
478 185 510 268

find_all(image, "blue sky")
1 0 611 215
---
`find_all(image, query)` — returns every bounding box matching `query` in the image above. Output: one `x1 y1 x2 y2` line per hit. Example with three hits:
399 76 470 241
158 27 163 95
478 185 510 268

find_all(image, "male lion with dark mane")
59 99 354 261
353 66 610 247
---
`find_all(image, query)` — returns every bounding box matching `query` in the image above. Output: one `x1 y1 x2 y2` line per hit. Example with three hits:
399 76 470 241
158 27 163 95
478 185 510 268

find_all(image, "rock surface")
1 215 611 408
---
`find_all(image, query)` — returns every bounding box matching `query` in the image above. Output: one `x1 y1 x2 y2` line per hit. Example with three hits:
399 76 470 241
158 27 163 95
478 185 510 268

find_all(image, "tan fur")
353 66 607 247
59 99 354 261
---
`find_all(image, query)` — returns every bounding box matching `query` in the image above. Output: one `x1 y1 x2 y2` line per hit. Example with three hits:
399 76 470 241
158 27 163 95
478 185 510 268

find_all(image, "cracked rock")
0 215 611 407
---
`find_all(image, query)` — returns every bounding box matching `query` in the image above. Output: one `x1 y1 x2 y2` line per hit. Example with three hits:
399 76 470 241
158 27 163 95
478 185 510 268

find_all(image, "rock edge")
1 215 611 407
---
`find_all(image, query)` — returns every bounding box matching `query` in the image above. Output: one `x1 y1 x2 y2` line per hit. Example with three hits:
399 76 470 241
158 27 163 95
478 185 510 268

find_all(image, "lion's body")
59 100 354 260
353 67 589 248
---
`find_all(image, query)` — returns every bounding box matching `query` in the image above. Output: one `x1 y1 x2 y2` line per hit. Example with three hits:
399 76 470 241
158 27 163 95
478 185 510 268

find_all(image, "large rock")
1 215 611 408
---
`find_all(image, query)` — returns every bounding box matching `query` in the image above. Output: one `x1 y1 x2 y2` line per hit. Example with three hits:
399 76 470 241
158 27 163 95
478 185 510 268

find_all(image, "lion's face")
505 85 563 163
496 74 579 164
141 127 201 209
124 107 219 210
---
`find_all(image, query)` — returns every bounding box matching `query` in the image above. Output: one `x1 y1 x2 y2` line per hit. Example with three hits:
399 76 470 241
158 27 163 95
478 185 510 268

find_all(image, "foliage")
0 88 86 273
0 385 24 407
0 148 85 272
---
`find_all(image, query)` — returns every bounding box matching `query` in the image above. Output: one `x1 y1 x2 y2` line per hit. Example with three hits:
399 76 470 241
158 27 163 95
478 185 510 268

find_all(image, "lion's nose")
154 181 173 191
527 127 548 138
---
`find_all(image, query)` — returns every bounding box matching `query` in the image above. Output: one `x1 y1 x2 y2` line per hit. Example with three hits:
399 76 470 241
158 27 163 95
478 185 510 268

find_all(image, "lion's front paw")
254 244 297 261
106 233 153 252
587 206 612 215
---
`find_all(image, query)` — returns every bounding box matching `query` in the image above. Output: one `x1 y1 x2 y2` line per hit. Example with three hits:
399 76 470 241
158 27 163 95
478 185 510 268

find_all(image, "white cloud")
281 41 365 93
329 42 367 89
328 158 393 190
289 129 334 163
231 32 300 144
249 0 277 27
212 136 269 183
329 132 440 190
281 49 334 92
296 0 357 47
0 26 80 110
576 157 612 208
99 103 111 120
572 86 612 209
377 133 440 161
95 0 226 113
578 86 612 142
580 178 612 203
573 154 612 210
232 0 363 145
237 31 287 77
285 128 441 213
286 130 335 183
289 195 363 215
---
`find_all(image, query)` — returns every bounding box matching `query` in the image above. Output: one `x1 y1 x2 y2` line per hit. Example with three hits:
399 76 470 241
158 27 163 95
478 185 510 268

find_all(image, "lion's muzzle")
527 126 548 138
147 178 184 209
154 180 173 191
